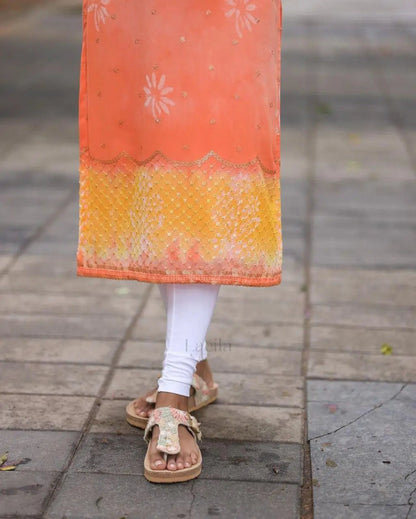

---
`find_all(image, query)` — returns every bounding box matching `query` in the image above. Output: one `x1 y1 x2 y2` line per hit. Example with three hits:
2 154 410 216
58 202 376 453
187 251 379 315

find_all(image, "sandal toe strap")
144 407 202 455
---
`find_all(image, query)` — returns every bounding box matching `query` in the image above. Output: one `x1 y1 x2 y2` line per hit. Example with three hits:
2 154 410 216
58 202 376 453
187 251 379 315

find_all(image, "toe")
150 451 166 470
176 454 185 470
184 454 192 468
167 454 177 471
191 452 198 465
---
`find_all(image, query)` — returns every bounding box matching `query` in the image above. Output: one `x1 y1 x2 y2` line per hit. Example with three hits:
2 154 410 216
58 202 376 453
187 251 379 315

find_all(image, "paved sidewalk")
0 1 415 518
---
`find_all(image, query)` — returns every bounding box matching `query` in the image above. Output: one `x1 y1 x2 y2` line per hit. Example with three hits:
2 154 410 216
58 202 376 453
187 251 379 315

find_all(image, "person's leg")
133 284 214 417
158 284 208 360
148 282 220 471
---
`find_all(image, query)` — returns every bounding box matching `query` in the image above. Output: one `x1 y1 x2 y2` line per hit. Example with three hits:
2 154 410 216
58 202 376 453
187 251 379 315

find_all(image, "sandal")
126 372 218 429
143 406 202 483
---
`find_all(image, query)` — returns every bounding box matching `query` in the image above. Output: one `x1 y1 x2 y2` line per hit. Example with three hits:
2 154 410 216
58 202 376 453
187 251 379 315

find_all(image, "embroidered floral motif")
88 0 110 32
225 0 258 39
143 73 175 121
144 407 202 454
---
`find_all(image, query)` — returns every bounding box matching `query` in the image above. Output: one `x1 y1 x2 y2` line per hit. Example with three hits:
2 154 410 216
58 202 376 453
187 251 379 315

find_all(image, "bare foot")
195 359 215 389
133 359 216 418
132 386 158 418
147 392 200 471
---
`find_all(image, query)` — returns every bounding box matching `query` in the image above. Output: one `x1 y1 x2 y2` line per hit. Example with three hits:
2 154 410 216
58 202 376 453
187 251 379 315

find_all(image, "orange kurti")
77 0 283 286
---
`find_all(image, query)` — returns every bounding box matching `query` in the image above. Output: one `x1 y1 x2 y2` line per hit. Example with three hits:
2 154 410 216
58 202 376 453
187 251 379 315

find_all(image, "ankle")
156 391 189 412
196 360 214 386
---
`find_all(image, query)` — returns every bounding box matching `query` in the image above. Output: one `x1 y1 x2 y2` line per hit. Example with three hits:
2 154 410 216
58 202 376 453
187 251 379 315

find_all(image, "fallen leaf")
0 464 16 471
380 343 393 355
0 452 8 464
326 459 337 467
312 478 320 486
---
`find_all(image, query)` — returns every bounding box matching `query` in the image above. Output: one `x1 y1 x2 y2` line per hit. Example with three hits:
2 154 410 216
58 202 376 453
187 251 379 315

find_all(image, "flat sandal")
143 406 202 483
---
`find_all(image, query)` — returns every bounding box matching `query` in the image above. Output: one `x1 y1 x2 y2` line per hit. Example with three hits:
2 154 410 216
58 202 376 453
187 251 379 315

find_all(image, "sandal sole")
144 447 202 483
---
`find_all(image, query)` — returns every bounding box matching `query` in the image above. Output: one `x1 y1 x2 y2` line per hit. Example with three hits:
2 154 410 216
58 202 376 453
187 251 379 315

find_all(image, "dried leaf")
326 458 337 467
0 464 16 471
380 343 393 355
312 478 320 486
0 452 8 465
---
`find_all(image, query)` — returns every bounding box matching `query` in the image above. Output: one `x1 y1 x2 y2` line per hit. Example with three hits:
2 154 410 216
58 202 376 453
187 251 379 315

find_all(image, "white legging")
157 283 221 397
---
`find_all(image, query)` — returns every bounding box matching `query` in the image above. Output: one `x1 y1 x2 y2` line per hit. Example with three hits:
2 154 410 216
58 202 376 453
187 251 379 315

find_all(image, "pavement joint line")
0 186 78 280
39 282 153 518
299 18 318 519
359 23 416 178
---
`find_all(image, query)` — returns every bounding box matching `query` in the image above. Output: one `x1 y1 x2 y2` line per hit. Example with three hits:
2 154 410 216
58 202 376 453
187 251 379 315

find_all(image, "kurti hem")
77 266 282 287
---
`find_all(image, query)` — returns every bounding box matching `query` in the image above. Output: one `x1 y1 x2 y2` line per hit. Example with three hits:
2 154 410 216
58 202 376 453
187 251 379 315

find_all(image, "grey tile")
91 399 137 435
308 350 416 382
311 215 416 268
0 362 108 396
69 433 302 483
0 471 59 517
310 325 416 356
310 266 416 306
307 381 416 510
311 303 416 329
191 479 299 519
1 395 95 431
196 405 304 444
0 272 150 296
313 503 409 519
0 338 117 364
46 472 194 519
0 292 143 316
118 340 303 374
0 430 79 471
45 473 299 519
0 314 131 339
104 368 160 400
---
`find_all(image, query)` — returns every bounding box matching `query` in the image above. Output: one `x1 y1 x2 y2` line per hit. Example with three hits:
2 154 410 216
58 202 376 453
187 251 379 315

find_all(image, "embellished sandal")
126 372 218 429
143 406 202 483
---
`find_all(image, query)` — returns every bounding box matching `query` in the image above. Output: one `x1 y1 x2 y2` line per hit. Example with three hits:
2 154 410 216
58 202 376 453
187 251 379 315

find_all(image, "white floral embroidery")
225 0 258 39
88 0 110 32
143 73 175 120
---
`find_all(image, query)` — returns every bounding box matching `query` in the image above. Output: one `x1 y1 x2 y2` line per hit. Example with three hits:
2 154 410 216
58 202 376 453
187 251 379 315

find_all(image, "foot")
133 359 216 418
132 386 159 418
147 392 200 471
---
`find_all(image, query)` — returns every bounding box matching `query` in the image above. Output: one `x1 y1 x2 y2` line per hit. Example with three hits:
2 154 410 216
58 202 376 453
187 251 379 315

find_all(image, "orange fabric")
77 0 283 286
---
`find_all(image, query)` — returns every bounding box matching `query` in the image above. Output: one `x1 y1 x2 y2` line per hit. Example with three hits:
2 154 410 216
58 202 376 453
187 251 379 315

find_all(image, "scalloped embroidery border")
80 147 279 175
